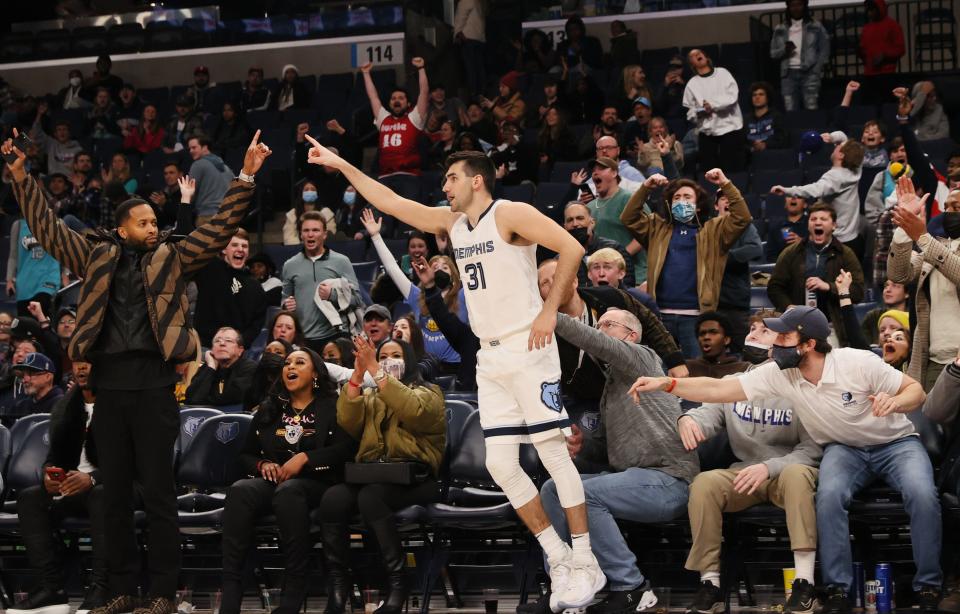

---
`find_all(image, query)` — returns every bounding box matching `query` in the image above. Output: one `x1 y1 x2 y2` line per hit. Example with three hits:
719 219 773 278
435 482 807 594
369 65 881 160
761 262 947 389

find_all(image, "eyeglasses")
212 337 239 346
595 145 618 151
59 319 76 326
597 320 635 334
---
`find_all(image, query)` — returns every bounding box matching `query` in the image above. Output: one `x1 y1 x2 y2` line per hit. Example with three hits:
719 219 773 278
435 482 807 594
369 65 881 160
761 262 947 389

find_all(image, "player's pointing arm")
304 134 455 235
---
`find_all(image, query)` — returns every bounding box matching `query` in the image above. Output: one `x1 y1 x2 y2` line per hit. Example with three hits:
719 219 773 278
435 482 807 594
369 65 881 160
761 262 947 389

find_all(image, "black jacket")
238 395 357 483
185 356 258 407
193 259 268 348
11 385 64 422
44 384 100 482
424 286 478 391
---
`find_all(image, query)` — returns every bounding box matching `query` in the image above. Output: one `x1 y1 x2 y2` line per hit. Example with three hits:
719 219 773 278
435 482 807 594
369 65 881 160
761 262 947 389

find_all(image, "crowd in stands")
1 0 960 613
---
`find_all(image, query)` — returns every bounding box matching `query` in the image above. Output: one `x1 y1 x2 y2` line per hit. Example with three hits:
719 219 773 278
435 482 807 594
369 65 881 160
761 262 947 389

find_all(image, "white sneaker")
548 558 573 613
556 554 606 609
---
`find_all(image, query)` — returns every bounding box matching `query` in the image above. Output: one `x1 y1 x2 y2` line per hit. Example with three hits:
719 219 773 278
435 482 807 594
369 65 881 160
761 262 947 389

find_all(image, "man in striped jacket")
2 129 271 614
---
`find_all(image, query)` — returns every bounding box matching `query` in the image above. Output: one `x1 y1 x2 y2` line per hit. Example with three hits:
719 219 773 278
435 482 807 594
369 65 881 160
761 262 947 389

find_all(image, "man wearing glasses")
184 327 256 407
528 307 698 613
585 135 644 195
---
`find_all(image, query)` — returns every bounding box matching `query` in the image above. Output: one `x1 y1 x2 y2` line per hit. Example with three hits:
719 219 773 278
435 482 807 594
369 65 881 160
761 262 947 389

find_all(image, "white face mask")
69 77 82 87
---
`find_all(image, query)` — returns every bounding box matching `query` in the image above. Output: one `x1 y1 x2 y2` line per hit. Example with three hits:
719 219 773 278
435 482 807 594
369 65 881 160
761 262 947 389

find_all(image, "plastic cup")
653 587 670 614
755 584 775 611
483 588 500 613
175 589 193 614
363 589 381 614
209 591 222 614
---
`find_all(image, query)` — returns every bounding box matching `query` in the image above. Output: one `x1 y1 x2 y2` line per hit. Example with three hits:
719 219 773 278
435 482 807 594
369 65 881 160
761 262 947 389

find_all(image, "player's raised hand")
304 134 344 169
242 129 272 176
528 309 557 352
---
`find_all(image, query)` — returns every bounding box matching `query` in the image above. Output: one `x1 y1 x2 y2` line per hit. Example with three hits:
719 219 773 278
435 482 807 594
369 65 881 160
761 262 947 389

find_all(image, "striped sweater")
12 175 253 363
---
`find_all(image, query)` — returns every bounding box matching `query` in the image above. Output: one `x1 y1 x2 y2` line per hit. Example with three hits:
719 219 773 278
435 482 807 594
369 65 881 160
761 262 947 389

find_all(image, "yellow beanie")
878 309 910 332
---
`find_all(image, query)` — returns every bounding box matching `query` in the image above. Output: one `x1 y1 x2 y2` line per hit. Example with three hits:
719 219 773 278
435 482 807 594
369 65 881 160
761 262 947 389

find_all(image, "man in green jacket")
767 202 865 346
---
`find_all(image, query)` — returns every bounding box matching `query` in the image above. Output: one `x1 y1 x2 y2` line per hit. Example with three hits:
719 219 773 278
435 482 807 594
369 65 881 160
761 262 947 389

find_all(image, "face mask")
380 357 405 380
771 344 802 370
302 190 318 203
433 270 452 290
671 200 697 224
741 342 771 365
569 226 590 246
343 190 356 206
69 77 82 87
260 352 284 372
943 212 960 239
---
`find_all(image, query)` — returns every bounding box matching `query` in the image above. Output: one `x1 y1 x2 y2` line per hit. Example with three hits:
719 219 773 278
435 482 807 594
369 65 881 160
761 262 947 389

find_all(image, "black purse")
344 460 431 485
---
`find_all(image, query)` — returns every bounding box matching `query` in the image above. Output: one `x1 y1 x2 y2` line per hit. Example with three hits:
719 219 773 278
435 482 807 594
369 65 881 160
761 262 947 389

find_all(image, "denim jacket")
769 18 830 77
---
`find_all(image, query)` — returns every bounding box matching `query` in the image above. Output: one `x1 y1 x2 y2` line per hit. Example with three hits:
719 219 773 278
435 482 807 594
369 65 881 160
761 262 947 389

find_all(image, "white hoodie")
682 67 743 136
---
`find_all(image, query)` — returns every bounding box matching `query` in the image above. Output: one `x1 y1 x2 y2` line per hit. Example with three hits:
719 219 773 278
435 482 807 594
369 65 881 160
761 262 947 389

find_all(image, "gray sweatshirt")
281 249 361 341
189 153 234 217
923 361 960 426
684 366 821 478
555 314 699 483
783 131 861 244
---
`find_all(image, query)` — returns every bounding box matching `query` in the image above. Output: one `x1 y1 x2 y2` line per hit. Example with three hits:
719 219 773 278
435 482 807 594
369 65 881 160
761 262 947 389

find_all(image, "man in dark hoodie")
188 134 234 223
859 0 905 76
10 361 108 614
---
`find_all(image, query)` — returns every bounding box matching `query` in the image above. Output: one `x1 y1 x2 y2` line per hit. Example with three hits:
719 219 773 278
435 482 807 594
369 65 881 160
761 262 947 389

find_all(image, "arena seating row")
0 396 955 610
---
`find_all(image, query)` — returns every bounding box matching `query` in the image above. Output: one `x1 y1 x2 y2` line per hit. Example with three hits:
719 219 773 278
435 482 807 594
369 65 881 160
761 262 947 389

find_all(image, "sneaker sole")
786 598 818 614
684 601 724 614
557 568 608 609
7 605 72 614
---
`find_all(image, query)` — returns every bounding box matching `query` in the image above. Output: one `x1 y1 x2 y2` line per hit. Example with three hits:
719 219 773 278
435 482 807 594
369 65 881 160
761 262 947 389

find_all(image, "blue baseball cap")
632 96 651 108
763 306 830 341
14 352 55 374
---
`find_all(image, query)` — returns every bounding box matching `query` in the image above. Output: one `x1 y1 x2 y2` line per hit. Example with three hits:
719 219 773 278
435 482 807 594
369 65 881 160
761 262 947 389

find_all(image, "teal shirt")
588 188 649 284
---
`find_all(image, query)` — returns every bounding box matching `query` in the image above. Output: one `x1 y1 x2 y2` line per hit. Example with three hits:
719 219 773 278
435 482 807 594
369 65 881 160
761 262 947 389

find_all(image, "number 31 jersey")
449 200 543 342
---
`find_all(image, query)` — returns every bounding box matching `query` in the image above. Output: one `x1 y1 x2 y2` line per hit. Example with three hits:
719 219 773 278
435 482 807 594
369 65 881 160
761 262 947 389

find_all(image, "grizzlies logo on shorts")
540 379 562 413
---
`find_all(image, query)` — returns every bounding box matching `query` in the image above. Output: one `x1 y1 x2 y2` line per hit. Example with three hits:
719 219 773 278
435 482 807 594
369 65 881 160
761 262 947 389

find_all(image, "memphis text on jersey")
453 240 496 261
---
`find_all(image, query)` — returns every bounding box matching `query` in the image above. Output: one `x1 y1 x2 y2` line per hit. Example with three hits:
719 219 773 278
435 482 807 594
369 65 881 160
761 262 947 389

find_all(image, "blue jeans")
816 437 942 591
660 313 700 359
781 68 821 111
541 469 689 591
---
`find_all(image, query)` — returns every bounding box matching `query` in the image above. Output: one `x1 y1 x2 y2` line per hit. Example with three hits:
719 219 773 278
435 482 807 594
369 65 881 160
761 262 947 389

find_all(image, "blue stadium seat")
751 287 774 310
549 160 589 184
352 261 379 285
264 244 301 268
499 183 535 204
533 182 571 215
175 407 224 465
10 413 51 457
750 148 798 171
327 239 367 263
853 301 878 325
6 421 50 493
753 169 802 195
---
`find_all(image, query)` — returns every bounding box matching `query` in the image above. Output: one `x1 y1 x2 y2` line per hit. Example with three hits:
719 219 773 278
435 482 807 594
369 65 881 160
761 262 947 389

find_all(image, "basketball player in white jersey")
304 137 605 610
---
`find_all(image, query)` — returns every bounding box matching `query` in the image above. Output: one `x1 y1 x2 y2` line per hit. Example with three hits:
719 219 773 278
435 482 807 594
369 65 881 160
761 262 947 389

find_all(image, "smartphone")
2 131 31 165
579 184 595 199
45 466 65 481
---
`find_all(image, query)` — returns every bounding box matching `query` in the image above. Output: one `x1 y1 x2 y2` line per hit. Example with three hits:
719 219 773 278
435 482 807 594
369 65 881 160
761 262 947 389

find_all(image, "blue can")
781 227 792 240
875 563 893 613
852 562 865 608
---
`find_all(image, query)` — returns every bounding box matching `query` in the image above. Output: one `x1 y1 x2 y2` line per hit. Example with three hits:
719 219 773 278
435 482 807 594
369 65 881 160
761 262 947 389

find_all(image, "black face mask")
741 344 771 365
943 212 960 239
433 270 452 290
771 344 802 370
260 352 285 373
569 226 590 246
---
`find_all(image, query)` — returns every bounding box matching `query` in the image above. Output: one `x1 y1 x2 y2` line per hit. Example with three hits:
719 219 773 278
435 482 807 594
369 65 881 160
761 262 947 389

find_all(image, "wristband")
238 170 255 184
348 379 362 389
838 293 851 299
665 378 677 393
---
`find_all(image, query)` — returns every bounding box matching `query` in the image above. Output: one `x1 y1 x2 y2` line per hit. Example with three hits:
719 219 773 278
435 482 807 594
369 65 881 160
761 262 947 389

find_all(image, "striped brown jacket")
12 176 253 363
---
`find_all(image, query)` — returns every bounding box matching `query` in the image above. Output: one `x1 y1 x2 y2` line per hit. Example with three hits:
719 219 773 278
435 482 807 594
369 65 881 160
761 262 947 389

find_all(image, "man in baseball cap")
11 352 64 420
362 304 393 345
629 302 940 613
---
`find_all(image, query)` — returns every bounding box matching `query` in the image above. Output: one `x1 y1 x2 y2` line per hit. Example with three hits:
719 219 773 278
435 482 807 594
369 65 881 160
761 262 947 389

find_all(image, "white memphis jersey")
449 200 543 342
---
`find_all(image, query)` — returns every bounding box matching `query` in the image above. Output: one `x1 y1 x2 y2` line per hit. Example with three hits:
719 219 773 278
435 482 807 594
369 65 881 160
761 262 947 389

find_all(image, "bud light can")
875 564 892 613
852 562 865 609
865 580 879 613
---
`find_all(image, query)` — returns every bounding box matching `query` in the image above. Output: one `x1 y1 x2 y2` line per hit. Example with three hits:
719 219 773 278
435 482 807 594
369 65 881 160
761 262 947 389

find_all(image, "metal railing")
754 0 957 79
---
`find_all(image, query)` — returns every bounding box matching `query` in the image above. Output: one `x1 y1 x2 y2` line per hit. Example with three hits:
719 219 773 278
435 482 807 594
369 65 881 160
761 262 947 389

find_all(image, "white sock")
536 526 570 566
571 532 591 563
701 572 721 588
794 551 816 584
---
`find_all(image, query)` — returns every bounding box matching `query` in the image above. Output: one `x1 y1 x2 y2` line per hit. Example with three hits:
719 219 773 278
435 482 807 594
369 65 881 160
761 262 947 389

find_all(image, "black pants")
92 387 180 599
717 307 751 353
17 484 108 591
221 477 330 583
16 292 52 318
698 129 747 174
319 481 440 525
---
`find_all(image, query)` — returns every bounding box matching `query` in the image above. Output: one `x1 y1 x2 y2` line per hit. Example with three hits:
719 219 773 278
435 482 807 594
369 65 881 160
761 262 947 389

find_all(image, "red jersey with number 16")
375 107 424 177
